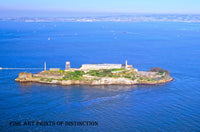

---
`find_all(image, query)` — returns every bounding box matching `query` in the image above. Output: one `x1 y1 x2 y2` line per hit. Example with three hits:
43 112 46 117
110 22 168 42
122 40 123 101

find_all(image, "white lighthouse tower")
44 61 46 71
125 60 128 69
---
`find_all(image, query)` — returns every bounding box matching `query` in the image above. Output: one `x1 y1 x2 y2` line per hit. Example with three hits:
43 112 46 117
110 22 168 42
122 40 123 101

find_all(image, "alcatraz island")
15 61 173 85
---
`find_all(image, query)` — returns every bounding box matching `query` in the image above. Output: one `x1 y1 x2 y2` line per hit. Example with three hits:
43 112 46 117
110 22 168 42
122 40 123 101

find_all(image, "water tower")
65 61 70 70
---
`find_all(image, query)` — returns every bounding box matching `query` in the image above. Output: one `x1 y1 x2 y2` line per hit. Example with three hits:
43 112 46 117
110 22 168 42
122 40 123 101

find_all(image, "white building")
80 64 122 70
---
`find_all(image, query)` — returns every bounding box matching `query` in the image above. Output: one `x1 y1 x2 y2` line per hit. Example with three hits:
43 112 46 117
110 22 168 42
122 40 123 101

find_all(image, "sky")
1 0 200 17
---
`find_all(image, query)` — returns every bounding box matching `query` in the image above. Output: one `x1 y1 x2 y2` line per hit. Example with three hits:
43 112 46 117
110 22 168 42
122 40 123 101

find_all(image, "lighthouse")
125 60 128 69
44 62 46 71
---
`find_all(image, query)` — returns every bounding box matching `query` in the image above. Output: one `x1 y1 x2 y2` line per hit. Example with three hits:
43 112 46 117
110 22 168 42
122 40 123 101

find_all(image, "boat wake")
68 93 126 107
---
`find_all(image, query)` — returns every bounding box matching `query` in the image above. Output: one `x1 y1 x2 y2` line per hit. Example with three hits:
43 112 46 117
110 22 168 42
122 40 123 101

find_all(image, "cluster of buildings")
46 60 137 72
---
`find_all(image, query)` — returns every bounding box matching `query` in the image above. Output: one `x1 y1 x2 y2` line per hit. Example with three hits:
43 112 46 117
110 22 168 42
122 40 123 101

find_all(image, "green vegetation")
150 78 154 81
17 65 172 85
111 68 125 71
88 69 112 77
149 67 169 75
124 76 131 79
59 70 64 74
156 72 164 75
40 78 53 82
87 69 135 79
46 78 53 82
131 77 136 80
63 71 85 80
38 67 169 83
42 68 127 79
112 75 120 78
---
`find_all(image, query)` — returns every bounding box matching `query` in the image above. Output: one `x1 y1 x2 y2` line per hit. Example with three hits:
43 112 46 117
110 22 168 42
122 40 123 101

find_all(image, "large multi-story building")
80 64 122 70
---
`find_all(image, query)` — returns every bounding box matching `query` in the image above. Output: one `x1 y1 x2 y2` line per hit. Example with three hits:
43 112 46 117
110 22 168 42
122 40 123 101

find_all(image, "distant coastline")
1 14 200 23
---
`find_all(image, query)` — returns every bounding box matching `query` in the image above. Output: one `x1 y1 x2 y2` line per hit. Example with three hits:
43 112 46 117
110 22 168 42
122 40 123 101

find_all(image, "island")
15 61 173 85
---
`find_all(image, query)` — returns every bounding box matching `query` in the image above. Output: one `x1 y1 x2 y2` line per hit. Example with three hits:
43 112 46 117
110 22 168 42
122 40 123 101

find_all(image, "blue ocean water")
0 21 200 131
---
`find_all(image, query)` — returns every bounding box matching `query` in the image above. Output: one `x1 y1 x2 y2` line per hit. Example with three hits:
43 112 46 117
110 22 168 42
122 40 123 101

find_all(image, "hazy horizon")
1 0 200 17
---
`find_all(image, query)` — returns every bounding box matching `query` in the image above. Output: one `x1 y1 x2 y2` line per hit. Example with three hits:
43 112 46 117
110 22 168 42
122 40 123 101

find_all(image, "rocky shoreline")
15 67 173 86
15 77 173 86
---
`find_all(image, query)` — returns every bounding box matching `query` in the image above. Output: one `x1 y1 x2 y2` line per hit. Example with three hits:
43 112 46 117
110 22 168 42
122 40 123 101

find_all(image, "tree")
149 67 169 75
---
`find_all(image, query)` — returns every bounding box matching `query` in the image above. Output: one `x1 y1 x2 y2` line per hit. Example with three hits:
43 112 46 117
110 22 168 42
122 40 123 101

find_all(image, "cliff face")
15 73 173 86
91 77 136 85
